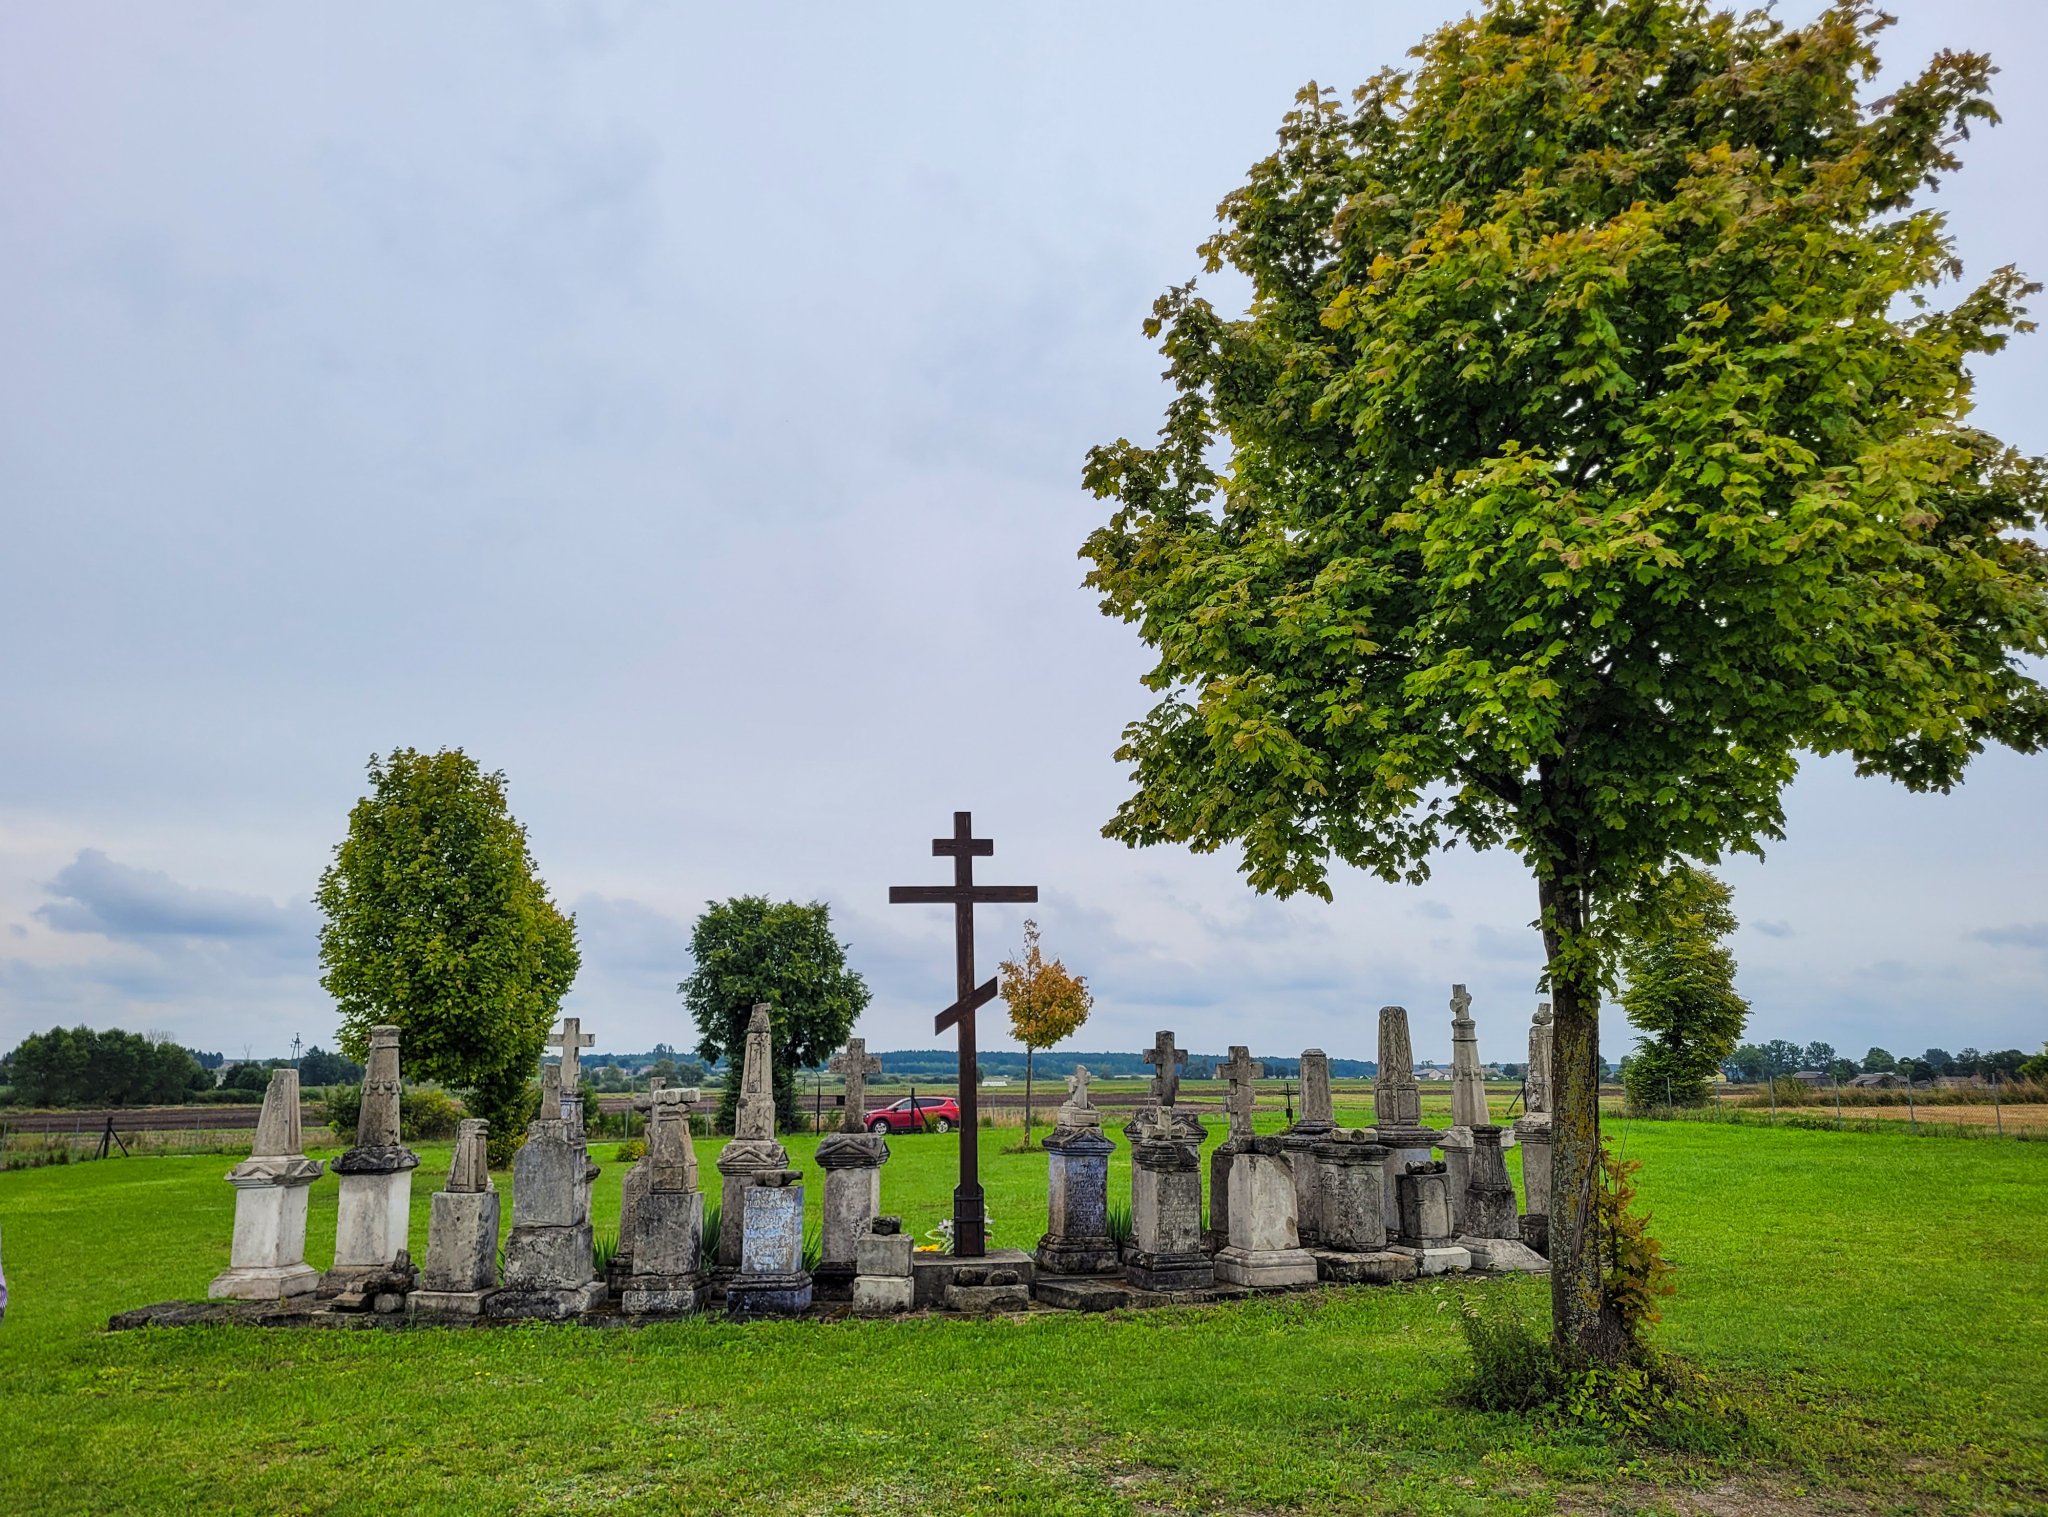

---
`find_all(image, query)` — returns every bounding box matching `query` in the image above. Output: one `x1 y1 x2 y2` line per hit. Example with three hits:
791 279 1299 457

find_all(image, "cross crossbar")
887 885 1038 905
935 977 997 1036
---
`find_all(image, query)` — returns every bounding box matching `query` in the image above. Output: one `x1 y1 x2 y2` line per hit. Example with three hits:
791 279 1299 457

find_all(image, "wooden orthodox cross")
888 810 1037 1257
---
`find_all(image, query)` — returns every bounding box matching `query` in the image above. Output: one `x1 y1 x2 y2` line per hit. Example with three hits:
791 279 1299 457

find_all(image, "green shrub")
614 1139 647 1163
1450 1291 1561 1412
190 1088 265 1105
321 1084 467 1144
699 1194 722 1273
1106 1197 1133 1250
592 1226 620 1276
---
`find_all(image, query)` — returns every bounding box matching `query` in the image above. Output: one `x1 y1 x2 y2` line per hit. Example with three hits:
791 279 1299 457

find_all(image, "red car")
864 1096 960 1134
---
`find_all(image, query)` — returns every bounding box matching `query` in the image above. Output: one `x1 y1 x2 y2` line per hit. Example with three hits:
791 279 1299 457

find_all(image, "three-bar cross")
888 810 1037 1257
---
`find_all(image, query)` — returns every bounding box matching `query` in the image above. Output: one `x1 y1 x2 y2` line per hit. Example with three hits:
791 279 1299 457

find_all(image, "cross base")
952 1182 988 1258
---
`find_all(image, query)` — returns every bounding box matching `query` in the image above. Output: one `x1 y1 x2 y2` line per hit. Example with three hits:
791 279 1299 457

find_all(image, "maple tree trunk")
1539 866 1629 1364
1024 1045 1035 1148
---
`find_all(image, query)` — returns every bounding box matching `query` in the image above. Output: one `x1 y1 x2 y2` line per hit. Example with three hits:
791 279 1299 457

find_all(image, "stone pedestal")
324 1024 421 1296
1311 1130 1414 1283
814 1132 888 1302
852 1221 915 1315
411 1190 500 1314
209 1068 324 1302
1278 1132 1321 1246
1036 1126 1118 1276
1437 1126 1473 1236
1461 1124 1518 1238
1374 1126 1438 1234
726 1173 811 1319
1514 1113 1552 1257
1123 1136 1212 1292
485 1114 604 1320
1213 1140 1316 1289
621 1189 705 1315
909 1248 1038 1310
1392 1162 1469 1275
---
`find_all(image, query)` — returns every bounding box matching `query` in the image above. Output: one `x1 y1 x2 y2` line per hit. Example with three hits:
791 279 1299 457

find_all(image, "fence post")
1906 1078 1917 1132
1768 1077 1776 1125
1993 1072 2003 1138
1832 1075 1843 1130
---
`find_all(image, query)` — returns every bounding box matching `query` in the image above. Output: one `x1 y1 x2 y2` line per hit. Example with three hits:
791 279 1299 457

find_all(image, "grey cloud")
1971 922 2048 950
36 850 310 945
1752 920 1795 939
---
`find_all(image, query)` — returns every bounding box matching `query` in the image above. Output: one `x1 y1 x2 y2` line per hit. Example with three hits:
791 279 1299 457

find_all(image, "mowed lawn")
0 1115 2043 1516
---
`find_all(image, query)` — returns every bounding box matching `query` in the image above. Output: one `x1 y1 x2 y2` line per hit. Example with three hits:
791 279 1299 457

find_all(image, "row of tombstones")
207 1001 1555 1318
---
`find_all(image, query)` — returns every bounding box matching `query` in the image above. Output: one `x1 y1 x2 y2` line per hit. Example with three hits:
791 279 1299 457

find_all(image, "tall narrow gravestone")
486 1041 605 1319
815 1037 889 1302
622 1099 706 1315
1281 1047 1334 1245
1213 1136 1317 1289
714 1005 791 1273
1208 1046 1262 1251
210 1069 324 1301
1514 1003 1555 1257
324 1025 420 1297
411 1119 499 1315
1035 1066 1117 1277
1373 1006 1439 1234
1448 985 1490 1132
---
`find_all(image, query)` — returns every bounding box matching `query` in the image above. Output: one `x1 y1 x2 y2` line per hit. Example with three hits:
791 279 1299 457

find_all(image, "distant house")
1848 1071 1903 1089
1790 1070 1831 1086
1418 1067 1452 1081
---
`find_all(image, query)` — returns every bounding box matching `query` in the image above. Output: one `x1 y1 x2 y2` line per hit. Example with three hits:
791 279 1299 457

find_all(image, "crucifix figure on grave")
889 810 1038 1258
549 1017 595 1118
828 1037 882 1134
1219 1044 1264 1144
1144 1029 1187 1130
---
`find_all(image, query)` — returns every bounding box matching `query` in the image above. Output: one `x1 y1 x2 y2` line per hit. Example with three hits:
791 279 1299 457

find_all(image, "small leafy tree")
679 896 870 1132
998 919 1095 1144
1078 1 2047 1358
316 748 580 1166
1620 867 1748 1109
1862 1047 1897 1074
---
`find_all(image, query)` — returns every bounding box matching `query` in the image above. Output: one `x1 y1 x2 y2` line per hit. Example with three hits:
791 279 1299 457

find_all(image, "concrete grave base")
482 1279 608 1320
851 1275 914 1315
421 1189 499 1296
408 1288 495 1317
502 1222 595 1289
1213 1244 1318 1289
1121 1248 1215 1293
620 1274 703 1316
947 1281 1031 1314
910 1249 1036 1310
1314 1249 1419 1285
726 1271 813 1320
209 1262 321 1302
1390 1244 1471 1276
1458 1236 1550 1273
324 1166 416 1295
1034 1234 1120 1276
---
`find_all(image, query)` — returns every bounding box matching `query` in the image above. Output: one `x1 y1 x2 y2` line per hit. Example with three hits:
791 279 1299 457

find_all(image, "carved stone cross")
549 1017 595 1091
1066 1065 1093 1105
1144 1029 1187 1113
1219 1044 1263 1142
828 1037 882 1133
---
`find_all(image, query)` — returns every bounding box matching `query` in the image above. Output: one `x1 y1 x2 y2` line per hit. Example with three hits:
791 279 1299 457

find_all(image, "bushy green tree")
297 1046 364 1087
222 1061 273 1092
1620 867 1748 1109
3 1027 206 1106
679 896 870 1132
1077 0 2047 1357
316 748 580 1165
1862 1047 1897 1074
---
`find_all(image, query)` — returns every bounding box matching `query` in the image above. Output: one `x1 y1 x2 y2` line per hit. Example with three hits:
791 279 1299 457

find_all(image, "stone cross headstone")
1144 1029 1187 1119
1449 984 1490 1132
828 1037 882 1134
1055 1064 1102 1130
1373 1005 1424 1130
549 1017 594 1121
486 1029 605 1320
1220 1045 1263 1143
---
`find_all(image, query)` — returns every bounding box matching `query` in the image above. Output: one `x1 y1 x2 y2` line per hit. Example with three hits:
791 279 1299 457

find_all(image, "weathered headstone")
1140 1028 1199 1139
1371 1005 1438 1231
548 1017 595 1122
1514 1002 1555 1256
621 1099 706 1315
1281 1047 1334 1246
1393 1160 1470 1275
1456 1124 1549 1272
615 1082 701 1286
714 1004 792 1272
726 1169 811 1319
1438 1125 1474 1234
1311 1129 1416 1284
1123 1131 1212 1292
852 1216 915 1316
1035 1123 1117 1277
1213 1136 1317 1289
1208 1045 1262 1250
815 1039 890 1302
1055 1064 1102 1130
485 1051 604 1319
411 1119 500 1315
1448 984 1490 1132
323 1025 421 1299
209 1068 324 1301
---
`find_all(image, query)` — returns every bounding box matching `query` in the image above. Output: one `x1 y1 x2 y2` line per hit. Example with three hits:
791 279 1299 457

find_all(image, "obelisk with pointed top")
1449 984 1490 1132
888 810 1037 1259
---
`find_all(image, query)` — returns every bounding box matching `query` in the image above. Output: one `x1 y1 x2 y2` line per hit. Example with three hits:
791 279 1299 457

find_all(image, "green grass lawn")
1 1113 2042 1515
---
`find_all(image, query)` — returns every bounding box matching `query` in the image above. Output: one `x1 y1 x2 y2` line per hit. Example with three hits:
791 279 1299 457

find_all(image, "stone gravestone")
713 1005 792 1275
1035 1065 1117 1278
1392 1160 1470 1275
485 1042 605 1319
852 1216 915 1316
1123 1129 1212 1293
1456 1124 1549 1272
1311 1129 1416 1284
209 1068 324 1301
1372 1005 1439 1232
1139 1029 1200 1140
1513 1003 1555 1256
411 1119 500 1315
726 1169 812 1319
549 1017 595 1123
1280 1047 1334 1246
323 1025 421 1300
1213 1135 1317 1289
621 1098 706 1315
814 1038 889 1302
1208 1046 1262 1251
1448 985 1490 1132
615 1083 700 1289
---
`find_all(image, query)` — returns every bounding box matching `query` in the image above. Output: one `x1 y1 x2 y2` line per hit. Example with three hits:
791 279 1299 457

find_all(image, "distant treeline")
0 1026 364 1108
856 1049 1381 1082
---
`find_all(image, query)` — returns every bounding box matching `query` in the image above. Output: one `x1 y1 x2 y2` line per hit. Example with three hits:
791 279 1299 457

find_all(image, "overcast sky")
3 2 2043 1073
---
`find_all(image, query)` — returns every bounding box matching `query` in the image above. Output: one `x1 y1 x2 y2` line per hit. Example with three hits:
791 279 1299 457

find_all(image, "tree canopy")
315 748 580 1164
1000 918 1096 1138
679 896 870 1132
1619 866 1747 1108
2 1026 209 1107
1079 0 2046 1357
